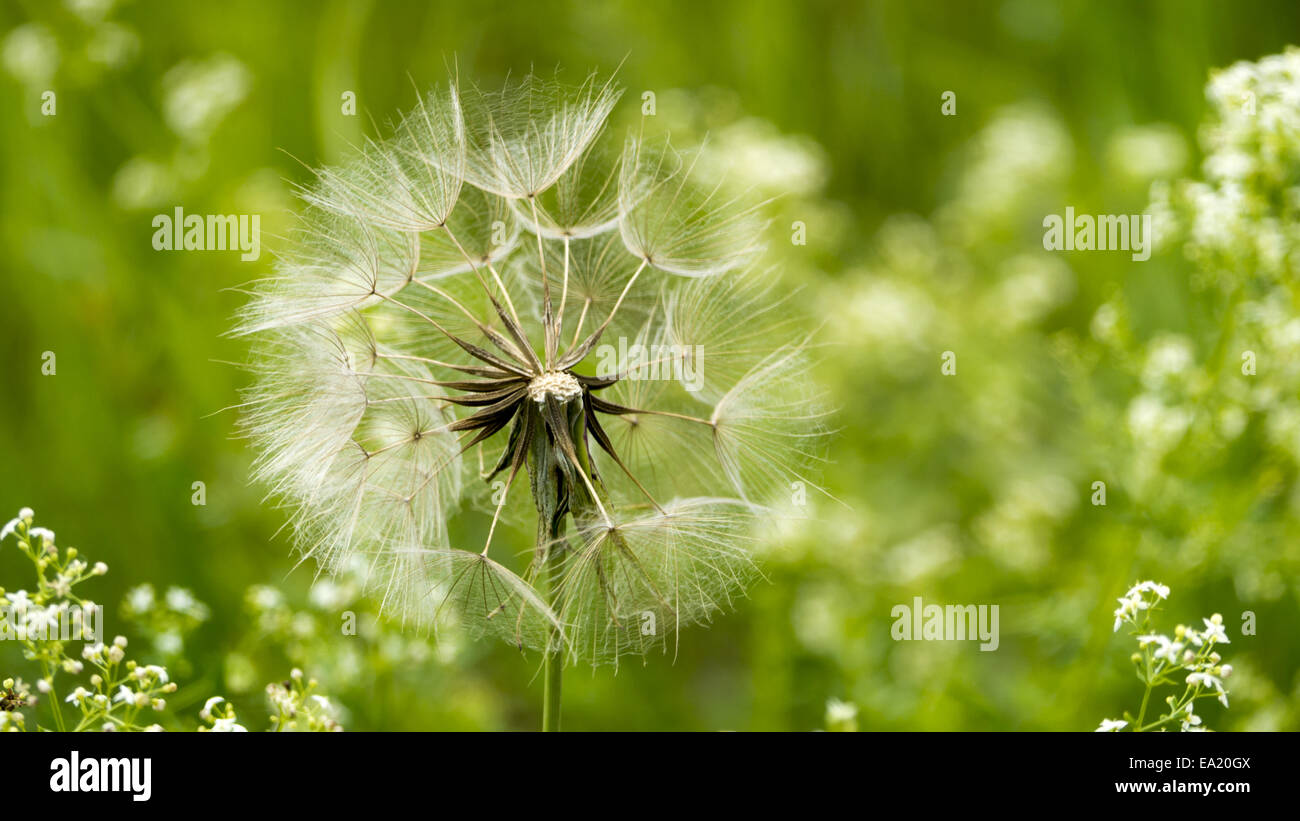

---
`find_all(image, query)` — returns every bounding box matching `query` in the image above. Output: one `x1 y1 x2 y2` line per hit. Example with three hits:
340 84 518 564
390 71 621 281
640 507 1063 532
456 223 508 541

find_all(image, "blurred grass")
2 0 1298 730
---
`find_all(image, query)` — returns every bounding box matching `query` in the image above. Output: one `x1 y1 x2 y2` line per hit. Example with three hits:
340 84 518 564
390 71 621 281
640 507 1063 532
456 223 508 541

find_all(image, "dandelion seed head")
236 67 829 664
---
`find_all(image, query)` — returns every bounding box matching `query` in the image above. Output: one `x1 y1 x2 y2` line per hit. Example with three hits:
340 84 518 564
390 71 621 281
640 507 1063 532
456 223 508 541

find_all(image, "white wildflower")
28 527 55 546
1186 672 1229 708
1201 615 1230 644
200 695 225 720
211 717 247 732
1152 637 1184 665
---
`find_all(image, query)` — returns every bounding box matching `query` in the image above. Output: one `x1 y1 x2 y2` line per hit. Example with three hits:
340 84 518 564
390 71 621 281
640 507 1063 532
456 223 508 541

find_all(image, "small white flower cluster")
198 671 343 733
1112 580 1169 632
1149 48 1300 282
7 505 356 731
1 507 176 732
1 509 105 647
198 696 246 732
264 668 342 732
64 644 175 732
1100 581 1233 732
1136 47 1300 478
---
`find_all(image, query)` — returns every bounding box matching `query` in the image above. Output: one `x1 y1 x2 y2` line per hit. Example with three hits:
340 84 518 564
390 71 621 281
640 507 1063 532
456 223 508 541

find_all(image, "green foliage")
1 508 343 731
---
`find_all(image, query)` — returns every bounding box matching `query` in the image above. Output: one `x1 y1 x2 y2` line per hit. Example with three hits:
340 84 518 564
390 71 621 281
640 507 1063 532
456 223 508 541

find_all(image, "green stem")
1135 681 1152 730
541 518 563 733
542 661 562 731
530 398 606 732
1133 635 1156 731
40 658 66 732
542 634 562 730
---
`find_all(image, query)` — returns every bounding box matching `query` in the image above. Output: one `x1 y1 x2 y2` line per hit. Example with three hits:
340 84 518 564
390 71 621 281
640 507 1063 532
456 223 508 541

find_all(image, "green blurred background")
2 0 1298 730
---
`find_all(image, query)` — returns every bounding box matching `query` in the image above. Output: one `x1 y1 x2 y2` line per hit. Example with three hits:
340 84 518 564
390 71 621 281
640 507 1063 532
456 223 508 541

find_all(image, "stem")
40 659 66 732
557 236 571 345
600 259 648 335
443 224 522 327
1135 681 1152 730
570 298 592 349
1133 636 1154 731
541 652 562 731
542 529 563 733
530 397 611 731
530 197 554 369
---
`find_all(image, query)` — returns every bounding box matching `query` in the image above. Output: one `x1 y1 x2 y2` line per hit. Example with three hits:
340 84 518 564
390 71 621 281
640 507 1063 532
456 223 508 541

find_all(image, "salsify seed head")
235 67 831 666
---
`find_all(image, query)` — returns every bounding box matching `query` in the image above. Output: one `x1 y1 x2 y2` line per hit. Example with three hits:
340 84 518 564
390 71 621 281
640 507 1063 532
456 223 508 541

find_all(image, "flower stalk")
1098 581 1233 732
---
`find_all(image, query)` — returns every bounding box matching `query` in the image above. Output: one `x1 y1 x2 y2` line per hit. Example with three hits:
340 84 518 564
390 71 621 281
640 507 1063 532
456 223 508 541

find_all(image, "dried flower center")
528 370 582 404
